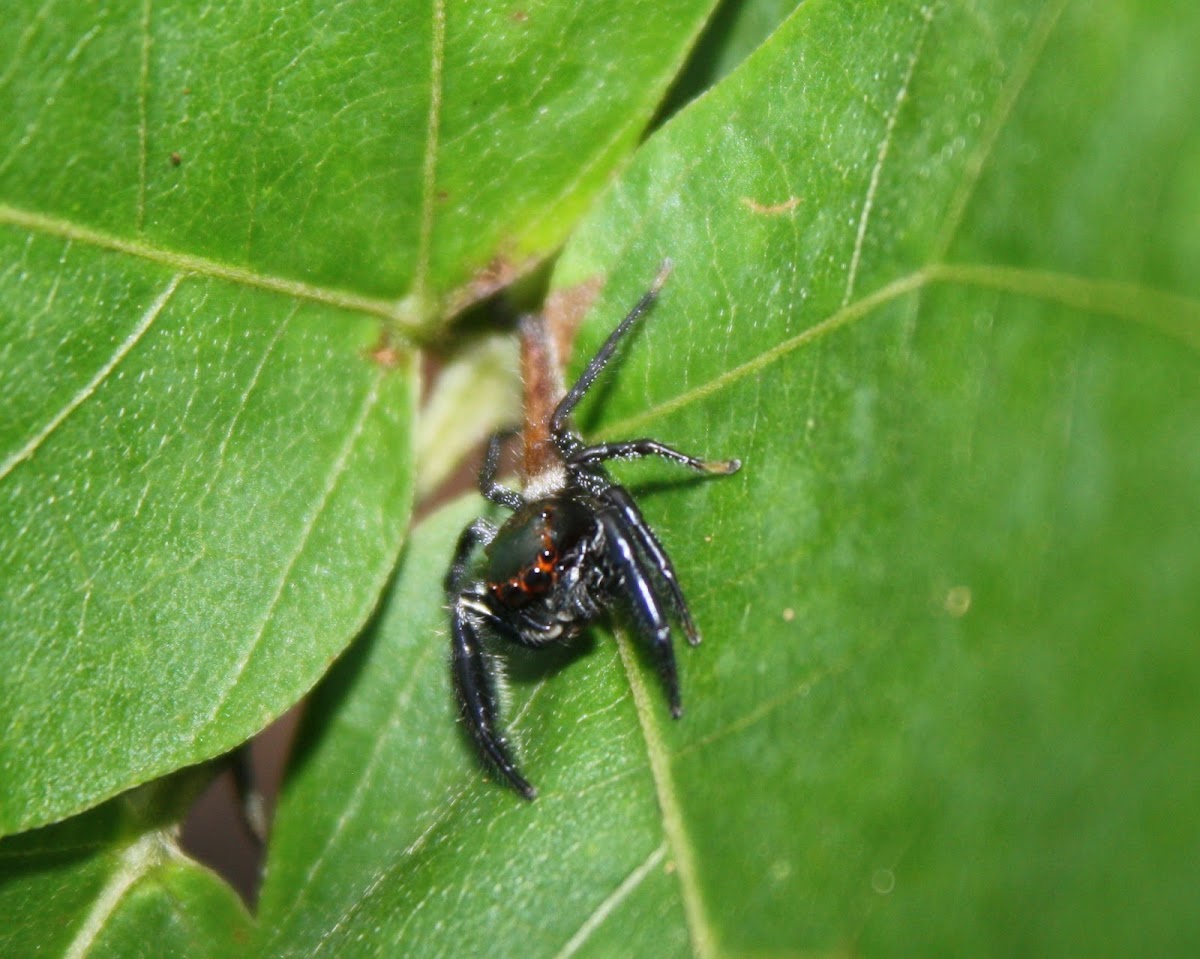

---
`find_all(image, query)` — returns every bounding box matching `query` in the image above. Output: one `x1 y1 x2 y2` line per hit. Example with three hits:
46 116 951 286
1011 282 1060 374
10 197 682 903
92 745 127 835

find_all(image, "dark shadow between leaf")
280 556 402 797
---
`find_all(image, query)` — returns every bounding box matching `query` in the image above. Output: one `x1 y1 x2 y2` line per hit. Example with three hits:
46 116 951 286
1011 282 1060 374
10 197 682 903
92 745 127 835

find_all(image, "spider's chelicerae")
445 261 742 799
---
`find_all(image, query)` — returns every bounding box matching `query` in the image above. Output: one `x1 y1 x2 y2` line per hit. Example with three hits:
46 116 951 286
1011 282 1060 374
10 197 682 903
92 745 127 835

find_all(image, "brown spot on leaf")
740 196 803 215
366 328 404 368
443 253 523 318
170 152 182 166
510 9 528 22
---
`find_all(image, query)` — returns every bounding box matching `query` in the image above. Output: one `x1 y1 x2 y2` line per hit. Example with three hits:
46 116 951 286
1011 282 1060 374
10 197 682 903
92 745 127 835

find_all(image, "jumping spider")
445 262 741 798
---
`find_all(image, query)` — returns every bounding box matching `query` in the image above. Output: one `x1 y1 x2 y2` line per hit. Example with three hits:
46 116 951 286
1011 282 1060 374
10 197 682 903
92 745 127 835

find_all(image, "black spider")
444 262 741 799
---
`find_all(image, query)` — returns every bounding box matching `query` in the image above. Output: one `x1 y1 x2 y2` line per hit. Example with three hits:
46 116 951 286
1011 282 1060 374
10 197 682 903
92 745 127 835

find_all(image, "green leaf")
660 0 802 118
0 773 252 958
258 497 692 957
0 0 721 837
260 0 1199 955
414 332 520 498
0 242 416 836
0 0 720 318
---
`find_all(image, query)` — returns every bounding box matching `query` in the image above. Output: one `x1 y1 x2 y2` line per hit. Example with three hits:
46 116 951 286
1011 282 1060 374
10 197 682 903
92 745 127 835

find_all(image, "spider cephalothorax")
445 262 741 798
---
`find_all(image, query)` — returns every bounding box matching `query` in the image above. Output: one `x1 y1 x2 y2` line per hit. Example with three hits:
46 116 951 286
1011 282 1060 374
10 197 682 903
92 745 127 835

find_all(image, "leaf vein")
62 831 172 959
0 273 181 483
515 3 717 259
604 263 1200 440
843 3 935 307
552 842 667 959
137 0 152 232
0 204 420 331
615 633 716 959
603 269 930 439
190 367 385 742
932 0 1070 258
195 304 297 513
309 780 474 956
271 641 440 932
413 0 446 304
0 22 101 180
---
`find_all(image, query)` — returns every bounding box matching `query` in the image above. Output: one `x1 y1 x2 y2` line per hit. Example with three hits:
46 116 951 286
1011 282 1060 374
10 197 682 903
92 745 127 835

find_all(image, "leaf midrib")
0 203 420 331
410 0 445 307
63 829 180 959
615 632 717 959
603 262 1200 441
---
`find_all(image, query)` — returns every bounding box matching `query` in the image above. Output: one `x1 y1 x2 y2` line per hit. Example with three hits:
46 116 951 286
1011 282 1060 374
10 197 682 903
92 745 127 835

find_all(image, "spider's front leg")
597 510 684 718
446 518 536 800
600 484 704 647
549 260 674 459
569 438 740 477
449 594 537 800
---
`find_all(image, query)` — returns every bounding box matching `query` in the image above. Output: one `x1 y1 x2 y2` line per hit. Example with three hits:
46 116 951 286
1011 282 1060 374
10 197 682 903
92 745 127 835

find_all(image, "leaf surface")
260 0 1200 955
0 241 416 834
0 0 719 316
0 0 718 835
0 775 253 959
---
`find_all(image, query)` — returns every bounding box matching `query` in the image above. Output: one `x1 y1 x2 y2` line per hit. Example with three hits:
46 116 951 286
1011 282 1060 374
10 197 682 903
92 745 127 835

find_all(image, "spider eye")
539 548 555 564
497 581 524 606
522 566 551 592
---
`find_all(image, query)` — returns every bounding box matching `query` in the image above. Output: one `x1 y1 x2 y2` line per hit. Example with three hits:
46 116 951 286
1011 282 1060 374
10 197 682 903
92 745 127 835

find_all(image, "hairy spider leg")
569 438 741 476
444 517 498 596
446 260 744 799
567 444 740 643
597 509 684 718
546 265 743 650
478 429 524 511
450 605 537 800
446 518 537 799
550 259 674 458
